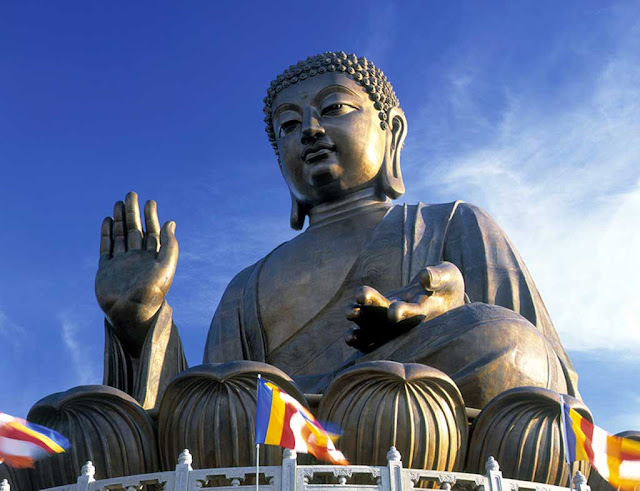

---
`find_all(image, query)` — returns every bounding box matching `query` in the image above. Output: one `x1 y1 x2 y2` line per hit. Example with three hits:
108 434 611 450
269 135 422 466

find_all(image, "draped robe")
203 202 579 403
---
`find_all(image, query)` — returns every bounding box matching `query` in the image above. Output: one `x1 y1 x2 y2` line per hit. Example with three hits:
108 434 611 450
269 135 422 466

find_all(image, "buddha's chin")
306 162 342 187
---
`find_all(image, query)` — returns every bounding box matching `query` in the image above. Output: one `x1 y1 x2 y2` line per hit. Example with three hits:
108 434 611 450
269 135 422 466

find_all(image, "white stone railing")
1 447 591 491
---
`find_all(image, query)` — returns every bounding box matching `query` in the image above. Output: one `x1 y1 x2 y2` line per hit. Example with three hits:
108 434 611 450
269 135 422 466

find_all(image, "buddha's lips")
302 144 336 163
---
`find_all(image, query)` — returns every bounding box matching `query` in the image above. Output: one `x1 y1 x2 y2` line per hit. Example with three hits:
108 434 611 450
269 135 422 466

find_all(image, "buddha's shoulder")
390 200 493 222
216 261 262 308
408 201 506 242
216 202 498 306
216 240 294 306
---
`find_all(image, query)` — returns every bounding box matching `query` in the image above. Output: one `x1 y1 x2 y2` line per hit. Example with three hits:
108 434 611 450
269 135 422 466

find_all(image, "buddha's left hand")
345 261 465 353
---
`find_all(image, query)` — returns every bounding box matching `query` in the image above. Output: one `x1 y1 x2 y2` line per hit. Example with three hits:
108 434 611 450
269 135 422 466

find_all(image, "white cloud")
0 309 26 349
59 312 100 385
404 16 640 356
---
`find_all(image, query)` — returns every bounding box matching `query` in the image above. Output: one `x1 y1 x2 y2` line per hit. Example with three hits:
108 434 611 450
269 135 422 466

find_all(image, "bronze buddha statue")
21 52 598 489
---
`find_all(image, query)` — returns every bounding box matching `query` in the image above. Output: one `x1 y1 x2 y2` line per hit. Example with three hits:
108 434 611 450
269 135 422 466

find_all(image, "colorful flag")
561 401 640 491
0 413 70 468
256 379 348 465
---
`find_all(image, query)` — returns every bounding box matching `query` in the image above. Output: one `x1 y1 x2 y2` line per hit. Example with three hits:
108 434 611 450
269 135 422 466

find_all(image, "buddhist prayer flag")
0 412 70 468
561 400 640 491
256 379 348 465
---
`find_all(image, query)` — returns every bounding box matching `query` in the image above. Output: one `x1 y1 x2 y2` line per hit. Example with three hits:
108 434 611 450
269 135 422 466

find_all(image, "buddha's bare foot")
95 191 178 355
345 262 465 352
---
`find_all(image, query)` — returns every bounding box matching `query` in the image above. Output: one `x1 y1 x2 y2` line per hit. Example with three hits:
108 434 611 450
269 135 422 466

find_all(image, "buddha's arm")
442 202 578 395
97 192 187 410
104 301 187 411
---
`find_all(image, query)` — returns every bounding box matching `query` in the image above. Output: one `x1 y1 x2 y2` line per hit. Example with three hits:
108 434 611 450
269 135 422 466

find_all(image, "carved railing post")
75 461 95 491
174 449 193 491
485 457 503 491
385 446 403 491
0 479 9 491
573 471 590 491
283 448 297 491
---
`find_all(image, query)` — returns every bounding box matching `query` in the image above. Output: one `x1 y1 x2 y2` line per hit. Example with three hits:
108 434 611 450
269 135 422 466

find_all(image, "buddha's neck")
307 188 391 229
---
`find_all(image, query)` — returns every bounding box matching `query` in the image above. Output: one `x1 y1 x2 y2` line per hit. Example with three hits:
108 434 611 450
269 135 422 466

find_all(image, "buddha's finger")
416 267 439 291
158 221 178 266
113 200 127 255
417 262 463 292
125 192 143 250
354 286 391 308
344 327 375 352
344 327 360 347
345 305 361 321
99 217 113 265
388 301 425 324
144 200 160 252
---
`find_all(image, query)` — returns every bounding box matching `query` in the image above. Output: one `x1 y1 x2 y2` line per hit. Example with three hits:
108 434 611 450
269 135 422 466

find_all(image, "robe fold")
203 202 579 399
104 301 188 410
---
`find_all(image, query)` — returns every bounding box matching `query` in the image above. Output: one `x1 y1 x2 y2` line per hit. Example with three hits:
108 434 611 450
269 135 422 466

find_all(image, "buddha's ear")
280 156 307 230
289 191 307 230
379 107 407 200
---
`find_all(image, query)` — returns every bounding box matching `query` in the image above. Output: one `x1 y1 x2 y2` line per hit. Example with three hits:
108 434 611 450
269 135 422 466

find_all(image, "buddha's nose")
301 109 325 143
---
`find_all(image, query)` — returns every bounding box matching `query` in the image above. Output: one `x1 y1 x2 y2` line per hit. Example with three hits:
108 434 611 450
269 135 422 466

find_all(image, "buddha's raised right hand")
95 192 178 356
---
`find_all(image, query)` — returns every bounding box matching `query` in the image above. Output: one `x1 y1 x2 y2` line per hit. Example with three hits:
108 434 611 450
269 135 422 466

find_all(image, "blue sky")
1 1 638 434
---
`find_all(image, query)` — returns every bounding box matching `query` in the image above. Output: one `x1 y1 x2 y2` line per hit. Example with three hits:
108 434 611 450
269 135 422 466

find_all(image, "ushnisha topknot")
263 51 400 155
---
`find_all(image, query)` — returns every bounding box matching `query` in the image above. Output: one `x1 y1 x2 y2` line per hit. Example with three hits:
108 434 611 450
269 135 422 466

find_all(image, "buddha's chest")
257 215 383 353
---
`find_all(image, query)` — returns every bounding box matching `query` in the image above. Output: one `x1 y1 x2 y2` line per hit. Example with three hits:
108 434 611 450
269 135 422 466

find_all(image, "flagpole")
256 374 261 491
570 461 574 491
559 395 573 491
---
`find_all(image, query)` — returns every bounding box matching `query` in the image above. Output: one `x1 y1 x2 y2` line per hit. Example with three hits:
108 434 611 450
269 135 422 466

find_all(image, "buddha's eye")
278 120 300 137
321 103 357 116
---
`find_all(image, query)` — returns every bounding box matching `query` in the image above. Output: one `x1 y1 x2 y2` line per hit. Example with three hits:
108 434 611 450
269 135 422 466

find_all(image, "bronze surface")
466 387 592 484
318 361 468 471
27 385 158 489
157 361 305 470
24 51 615 485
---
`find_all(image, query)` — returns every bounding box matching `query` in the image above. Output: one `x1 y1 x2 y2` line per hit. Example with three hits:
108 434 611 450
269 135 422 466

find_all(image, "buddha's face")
272 72 387 206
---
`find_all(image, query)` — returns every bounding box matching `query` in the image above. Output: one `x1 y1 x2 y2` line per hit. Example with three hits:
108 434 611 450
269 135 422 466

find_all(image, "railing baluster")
485 457 503 491
75 461 95 491
174 449 193 491
283 448 297 491
386 447 403 491
573 471 590 491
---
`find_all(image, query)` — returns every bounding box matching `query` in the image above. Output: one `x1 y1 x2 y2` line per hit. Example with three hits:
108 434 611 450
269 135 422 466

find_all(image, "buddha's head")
264 52 408 229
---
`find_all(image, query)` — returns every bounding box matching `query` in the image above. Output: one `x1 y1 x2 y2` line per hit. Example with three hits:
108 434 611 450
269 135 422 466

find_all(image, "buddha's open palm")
345 262 465 353
95 192 178 355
